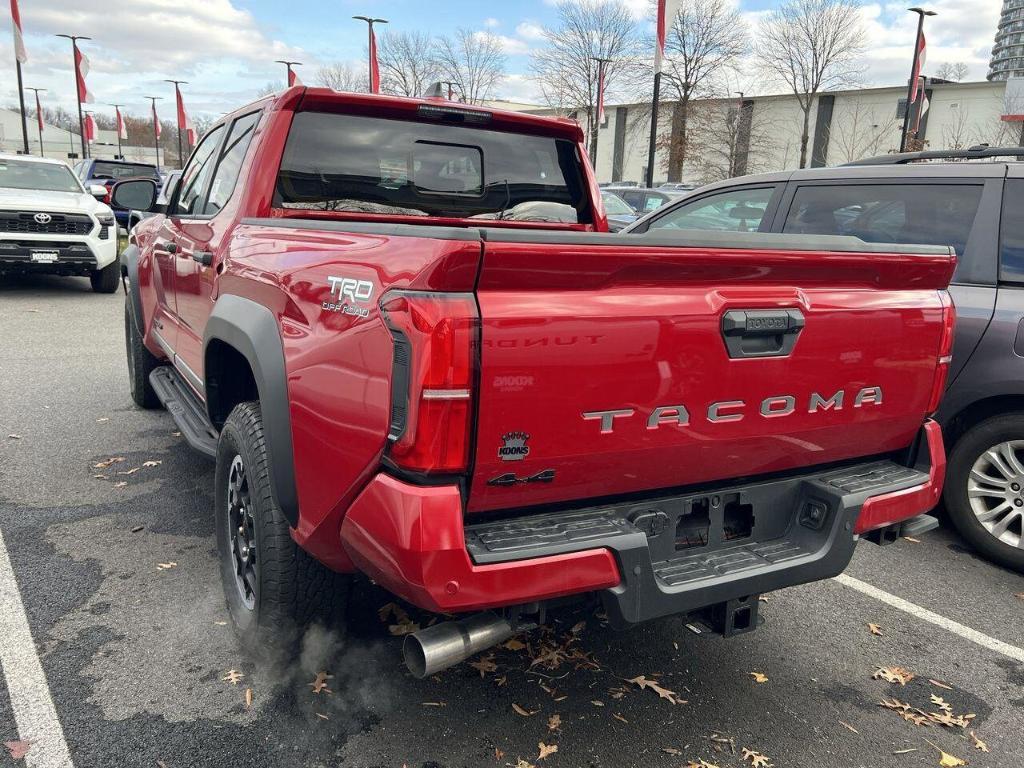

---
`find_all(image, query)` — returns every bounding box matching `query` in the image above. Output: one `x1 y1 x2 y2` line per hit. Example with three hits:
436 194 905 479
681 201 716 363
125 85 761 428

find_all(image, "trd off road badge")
498 431 530 462
323 275 374 318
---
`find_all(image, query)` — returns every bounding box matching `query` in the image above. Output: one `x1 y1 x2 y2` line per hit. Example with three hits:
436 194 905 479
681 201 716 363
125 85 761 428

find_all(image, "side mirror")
88 184 108 200
111 178 158 212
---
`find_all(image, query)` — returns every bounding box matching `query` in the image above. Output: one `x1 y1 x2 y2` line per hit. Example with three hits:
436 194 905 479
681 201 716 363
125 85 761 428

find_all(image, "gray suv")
626 145 1024 573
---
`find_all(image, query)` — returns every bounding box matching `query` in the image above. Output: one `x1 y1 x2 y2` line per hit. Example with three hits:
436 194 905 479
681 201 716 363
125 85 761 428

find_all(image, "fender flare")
121 244 144 335
204 294 299 527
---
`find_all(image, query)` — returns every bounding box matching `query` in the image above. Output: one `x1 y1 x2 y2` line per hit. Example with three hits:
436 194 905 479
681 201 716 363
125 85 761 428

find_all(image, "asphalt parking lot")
1 273 1023 768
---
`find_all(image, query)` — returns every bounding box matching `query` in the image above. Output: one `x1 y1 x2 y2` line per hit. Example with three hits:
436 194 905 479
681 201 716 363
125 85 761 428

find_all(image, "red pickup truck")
114 87 954 677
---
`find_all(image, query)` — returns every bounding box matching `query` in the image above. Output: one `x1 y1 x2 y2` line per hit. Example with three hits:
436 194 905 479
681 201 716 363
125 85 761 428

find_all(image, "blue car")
73 159 162 228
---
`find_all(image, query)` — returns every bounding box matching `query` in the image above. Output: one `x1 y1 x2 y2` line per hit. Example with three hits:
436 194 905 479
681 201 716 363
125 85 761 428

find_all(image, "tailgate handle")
721 309 805 359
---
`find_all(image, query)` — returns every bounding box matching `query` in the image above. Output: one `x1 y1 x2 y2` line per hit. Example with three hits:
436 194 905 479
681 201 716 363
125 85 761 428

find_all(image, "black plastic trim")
239 217 481 241
204 294 300 528
120 244 145 336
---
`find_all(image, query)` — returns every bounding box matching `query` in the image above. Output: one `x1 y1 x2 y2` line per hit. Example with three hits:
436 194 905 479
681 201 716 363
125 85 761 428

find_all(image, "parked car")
625 144 1024 573
114 86 952 677
659 182 697 192
73 158 161 229
605 186 679 215
601 190 638 232
0 153 119 292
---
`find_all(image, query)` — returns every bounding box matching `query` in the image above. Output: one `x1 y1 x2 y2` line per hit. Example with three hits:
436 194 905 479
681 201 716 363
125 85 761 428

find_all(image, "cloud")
484 17 501 29
515 21 547 41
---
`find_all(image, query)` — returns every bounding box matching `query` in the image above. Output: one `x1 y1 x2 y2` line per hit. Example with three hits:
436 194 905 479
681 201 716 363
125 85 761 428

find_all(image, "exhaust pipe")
403 611 517 678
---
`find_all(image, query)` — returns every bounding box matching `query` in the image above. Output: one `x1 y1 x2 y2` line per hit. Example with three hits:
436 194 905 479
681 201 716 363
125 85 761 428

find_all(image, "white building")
0 108 164 166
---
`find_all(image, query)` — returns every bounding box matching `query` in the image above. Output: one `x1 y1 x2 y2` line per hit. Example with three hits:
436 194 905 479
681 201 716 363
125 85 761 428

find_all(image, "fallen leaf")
903 536 922 543
590 700 604 707
469 654 498 677
537 742 558 760
503 638 527 651
512 703 538 717
547 714 561 732
515 760 536 768
7 434 22 440
750 672 769 684
421 701 446 707
96 417 109 423
4 741 31 760
839 721 859 734
969 731 989 753
570 620 586 634
214 620 228 626
156 562 177 570
873 666 915 685
741 747 772 767
627 674 685 704
315 712 329 720
1015 592 1024 601
687 762 721 768
929 679 954 690
758 595 770 602
868 623 884 636
494 747 504 760
893 748 919 755
142 460 162 467
118 468 140 475
130 526 144 533
612 712 628 724
221 669 244 685
662 747 682 756
93 457 125 468
244 688 253 708
938 750 967 767
172 431 182 437
311 672 332 694
496 675 507 687
93 474 107 479
114 481 128 488
930 694 953 713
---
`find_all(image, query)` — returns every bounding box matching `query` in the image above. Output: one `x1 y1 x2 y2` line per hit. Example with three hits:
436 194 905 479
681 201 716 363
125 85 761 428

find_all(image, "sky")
0 0 1006 125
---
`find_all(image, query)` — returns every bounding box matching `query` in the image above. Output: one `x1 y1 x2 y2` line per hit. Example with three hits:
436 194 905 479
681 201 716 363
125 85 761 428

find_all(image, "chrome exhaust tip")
403 612 517 679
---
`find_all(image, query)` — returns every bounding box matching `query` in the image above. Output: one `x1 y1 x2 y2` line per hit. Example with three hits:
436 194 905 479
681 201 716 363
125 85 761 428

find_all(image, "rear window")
275 112 591 223
782 183 983 257
90 161 159 181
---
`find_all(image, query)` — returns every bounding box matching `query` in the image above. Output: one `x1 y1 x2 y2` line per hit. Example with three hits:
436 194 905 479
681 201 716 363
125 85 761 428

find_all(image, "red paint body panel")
339 473 621 612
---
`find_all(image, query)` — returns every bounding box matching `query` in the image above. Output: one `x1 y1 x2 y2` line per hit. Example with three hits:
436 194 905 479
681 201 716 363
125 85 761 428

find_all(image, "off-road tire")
944 413 1024 573
90 261 120 293
124 295 161 409
215 401 351 659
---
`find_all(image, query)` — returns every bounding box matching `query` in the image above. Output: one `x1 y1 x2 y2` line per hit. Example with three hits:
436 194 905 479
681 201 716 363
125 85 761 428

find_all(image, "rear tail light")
382 290 478 475
926 290 956 416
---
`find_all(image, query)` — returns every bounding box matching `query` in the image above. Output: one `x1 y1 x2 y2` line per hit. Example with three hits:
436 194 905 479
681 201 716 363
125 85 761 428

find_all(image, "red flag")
596 65 606 126
84 113 96 144
116 106 127 140
655 0 681 73
288 68 301 87
10 0 27 63
369 26 380 93
75 45 93 103
35 90 43 132
174 85 196 146
912 77 929 133
153 101 162 139
909 30 926 103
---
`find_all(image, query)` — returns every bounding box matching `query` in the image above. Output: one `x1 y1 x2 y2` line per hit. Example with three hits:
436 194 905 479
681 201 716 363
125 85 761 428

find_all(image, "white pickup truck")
0 153 119 292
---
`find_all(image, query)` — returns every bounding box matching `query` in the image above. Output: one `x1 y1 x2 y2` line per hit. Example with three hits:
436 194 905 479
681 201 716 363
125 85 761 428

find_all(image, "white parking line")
0 529 74 768
835 573 1024 663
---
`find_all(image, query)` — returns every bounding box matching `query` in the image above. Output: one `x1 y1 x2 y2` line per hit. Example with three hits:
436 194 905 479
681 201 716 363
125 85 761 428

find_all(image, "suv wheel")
944 414 1024 573
90 261 120 293
215 401 351 658
124 295 162 409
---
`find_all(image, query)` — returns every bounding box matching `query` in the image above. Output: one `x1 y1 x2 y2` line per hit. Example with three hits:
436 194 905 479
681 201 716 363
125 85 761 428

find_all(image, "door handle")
164 242 177 255
721 309 805 359
192 251 213 267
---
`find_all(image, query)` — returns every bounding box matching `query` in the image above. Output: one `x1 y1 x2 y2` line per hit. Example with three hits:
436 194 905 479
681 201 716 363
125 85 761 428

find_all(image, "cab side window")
204 112 260 215
648 187 776 232
1000 180 1024 283
175 125 225 216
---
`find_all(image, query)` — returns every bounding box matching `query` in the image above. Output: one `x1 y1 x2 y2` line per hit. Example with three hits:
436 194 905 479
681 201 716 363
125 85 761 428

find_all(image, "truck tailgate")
467 231 955 514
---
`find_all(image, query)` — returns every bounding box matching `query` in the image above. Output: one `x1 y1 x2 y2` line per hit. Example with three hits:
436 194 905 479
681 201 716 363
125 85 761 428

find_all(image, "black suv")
626 146 1024 573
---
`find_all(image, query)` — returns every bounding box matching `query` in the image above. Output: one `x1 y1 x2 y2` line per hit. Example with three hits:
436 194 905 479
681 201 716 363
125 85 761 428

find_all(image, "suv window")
648 187 775 232
90 161 159 180
175 125 225 216
782 183 983 256
204 112 259 215
1000 179 1024 283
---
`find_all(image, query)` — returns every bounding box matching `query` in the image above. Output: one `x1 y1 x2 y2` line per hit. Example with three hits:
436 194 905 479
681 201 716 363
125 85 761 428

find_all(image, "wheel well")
205 340 258 429
945 395 1024 449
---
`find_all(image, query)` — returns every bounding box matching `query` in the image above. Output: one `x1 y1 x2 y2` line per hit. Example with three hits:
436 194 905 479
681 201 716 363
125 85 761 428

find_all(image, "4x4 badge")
498 431 530 461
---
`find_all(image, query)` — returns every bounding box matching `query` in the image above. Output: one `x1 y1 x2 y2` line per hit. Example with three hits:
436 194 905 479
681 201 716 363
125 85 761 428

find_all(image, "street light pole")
26 88 46 157
110 103 124 159
353 16 388 92
145 96 163 172
275 60 302 87
164 80 188 168
899 7 936 153
56 34 92 160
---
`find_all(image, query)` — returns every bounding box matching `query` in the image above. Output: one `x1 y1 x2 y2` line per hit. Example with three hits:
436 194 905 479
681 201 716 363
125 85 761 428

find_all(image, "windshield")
602 192 634 216
90 161 159 181
0 159 83 193
276 112 591 223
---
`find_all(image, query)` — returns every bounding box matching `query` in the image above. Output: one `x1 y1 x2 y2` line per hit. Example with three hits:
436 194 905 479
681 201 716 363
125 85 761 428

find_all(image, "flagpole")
110 104 124 159
145 96 163 172
57 34 91 160
353 16 387 93
899 8 935 153
645 71 662 188
14 60 30 154
275 60 302 87
27 87 46 156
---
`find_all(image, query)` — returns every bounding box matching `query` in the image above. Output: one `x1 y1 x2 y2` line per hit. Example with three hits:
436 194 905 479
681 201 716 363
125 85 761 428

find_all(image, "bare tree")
379 31 441 97
827 101 900 162
645 0 749 181
316 62 367 92
434 29 506 104
685 98 778 182
530 1 641 159
257 82 283 97
756 0 865 168
935 62 969 82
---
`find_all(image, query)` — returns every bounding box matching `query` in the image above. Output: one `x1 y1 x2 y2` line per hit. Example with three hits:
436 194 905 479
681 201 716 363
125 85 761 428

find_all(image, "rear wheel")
944 414 1024 573
124 295 161 409
215 401 350 658
90 261 119 293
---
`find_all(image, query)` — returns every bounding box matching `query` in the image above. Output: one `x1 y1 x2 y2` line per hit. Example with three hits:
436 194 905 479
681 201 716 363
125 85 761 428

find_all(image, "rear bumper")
340 420 944 622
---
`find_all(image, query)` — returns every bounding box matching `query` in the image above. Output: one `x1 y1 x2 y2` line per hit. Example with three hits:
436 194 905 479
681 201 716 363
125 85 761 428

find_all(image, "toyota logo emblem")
33 213 52 224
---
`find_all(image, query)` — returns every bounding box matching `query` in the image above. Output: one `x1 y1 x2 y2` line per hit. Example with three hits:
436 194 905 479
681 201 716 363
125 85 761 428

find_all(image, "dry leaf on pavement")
117 468 140 476
687 761 721 768
311 672 332 694
537 742 558 760
142 460 162 467
547 714 561 732
421 702 446 707
114 481 128 488
969 731 989 752
873 666 915 685
96 417 109 423
929 679 954 690
221 669 244 685
612 712 628 724
494 747 504 760
515 760 536 768
469 654 498 677
627 675 685 704
662 747 682 756
926 740 967 767
750 672 769 684
156 562 177 570
7 434 22 440
930 695 952 712
503 638 527 651
1015 592 1024 601
868 623 884 636
93 457 125 468
4 741 31 760
512 703 538 717
741 747 773 767
244 688 253 708
839 721 859 734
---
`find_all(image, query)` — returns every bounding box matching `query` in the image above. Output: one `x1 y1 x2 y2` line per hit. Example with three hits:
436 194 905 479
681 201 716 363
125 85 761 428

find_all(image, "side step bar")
149 366 218 459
